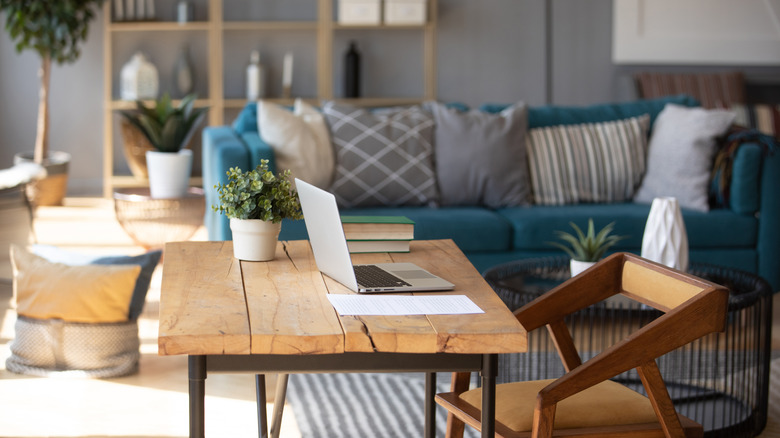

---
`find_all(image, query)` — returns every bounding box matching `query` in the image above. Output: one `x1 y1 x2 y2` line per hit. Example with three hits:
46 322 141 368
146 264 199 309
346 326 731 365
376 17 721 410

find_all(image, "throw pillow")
323 101 437 208
527 114 650 205
258 99 335 189
428 101 530 207
634 104 736 212
31 245 162 320
10 245 141 323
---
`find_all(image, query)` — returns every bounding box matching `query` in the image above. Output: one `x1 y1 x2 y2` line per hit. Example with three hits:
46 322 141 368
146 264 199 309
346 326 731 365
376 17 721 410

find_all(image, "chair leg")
445 372 471 438
269 373 289 438
638 361 686 438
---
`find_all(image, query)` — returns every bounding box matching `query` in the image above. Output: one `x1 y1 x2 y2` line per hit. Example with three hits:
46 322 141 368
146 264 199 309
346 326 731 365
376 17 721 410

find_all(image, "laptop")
295 178 455 293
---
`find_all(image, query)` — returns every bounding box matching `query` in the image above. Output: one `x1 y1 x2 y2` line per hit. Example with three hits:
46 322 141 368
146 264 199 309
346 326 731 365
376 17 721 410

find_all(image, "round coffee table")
483 256 772 438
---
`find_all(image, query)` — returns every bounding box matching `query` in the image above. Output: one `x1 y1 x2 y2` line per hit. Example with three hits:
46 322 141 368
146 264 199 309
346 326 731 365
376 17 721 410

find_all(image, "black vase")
344 41 361 98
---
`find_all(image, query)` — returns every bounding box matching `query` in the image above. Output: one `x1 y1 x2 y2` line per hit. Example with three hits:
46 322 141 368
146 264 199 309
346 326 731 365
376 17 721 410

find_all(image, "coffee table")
483 256 773 438
158 239 527 438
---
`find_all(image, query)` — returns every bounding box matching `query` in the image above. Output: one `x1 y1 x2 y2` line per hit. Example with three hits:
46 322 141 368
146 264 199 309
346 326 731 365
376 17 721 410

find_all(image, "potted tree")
119 93 207 199
2 0 106 206
549 219 626 276
212 160 303 261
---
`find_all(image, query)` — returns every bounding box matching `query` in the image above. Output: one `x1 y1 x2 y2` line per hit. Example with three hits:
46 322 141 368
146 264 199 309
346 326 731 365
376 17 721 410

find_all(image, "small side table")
483 257 773 438
113 187 205 250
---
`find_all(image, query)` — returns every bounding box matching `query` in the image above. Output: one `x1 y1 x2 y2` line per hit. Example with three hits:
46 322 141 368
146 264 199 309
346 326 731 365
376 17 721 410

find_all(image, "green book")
340 216 415 241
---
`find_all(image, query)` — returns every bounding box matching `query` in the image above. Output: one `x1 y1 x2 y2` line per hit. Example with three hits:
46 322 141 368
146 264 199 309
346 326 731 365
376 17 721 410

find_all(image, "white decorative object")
145 149 192 199
570 259 596 277
120 52 159 101
641 197 689 271
229 219 281 261
384 0 427 25
177 0 193 24
246 50 265 100
339 0 381 25
282 52 293 98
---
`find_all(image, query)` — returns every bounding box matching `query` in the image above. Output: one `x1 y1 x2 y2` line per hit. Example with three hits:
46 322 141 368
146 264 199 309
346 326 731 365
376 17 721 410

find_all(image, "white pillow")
257 99 335 189
634 104 735 212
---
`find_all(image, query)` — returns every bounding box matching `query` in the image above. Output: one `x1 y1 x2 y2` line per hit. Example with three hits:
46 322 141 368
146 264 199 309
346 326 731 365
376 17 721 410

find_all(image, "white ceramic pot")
570 259 596 277
145 149 192 199
641 197 689 271
230 218 282 261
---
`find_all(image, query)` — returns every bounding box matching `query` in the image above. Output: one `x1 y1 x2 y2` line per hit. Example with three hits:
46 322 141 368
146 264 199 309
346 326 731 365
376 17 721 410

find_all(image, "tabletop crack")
357 317 378 352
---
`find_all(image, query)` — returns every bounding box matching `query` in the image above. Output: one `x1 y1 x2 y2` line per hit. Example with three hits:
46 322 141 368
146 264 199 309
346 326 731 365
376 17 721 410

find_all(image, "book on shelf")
346 239 411 253
340 216 415 241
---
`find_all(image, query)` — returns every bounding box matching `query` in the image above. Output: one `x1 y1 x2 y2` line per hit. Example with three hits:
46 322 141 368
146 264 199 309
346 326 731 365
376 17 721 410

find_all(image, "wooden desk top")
158 239 527 356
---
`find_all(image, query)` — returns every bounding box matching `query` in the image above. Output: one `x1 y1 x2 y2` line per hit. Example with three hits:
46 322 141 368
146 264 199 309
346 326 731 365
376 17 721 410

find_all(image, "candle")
282 52 293 88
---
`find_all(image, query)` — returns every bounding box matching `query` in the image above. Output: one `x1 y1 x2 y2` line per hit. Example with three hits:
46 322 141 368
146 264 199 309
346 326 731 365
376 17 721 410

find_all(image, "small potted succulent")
119 93 208 198
549 219 627 276
213 160 303 261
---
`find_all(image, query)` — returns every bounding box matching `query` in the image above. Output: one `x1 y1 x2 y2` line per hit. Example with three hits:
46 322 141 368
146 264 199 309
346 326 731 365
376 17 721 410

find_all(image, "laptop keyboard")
354 265 412 288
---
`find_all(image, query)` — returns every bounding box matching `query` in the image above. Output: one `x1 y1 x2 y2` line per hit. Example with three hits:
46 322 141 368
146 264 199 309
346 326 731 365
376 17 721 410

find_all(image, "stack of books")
340 216 415 253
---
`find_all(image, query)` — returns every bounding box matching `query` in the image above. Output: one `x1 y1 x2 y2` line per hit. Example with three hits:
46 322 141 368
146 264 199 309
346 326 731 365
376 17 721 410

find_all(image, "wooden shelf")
103 0 437 197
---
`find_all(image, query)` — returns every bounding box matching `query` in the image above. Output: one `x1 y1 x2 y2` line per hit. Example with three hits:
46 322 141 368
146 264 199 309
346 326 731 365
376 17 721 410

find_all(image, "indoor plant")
119 93 208 198
550 219 626 276
212 160 303 261
2 0 106 205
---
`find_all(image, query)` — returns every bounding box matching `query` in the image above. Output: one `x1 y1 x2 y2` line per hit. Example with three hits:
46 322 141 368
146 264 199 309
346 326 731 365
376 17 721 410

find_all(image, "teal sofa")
202 95 780 291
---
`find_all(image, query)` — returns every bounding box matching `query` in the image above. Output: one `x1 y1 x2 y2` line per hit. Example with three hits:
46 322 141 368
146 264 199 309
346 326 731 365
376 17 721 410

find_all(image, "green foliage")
119 93 208 153
1 0 105 64
548 219 627 262
213 160 303 223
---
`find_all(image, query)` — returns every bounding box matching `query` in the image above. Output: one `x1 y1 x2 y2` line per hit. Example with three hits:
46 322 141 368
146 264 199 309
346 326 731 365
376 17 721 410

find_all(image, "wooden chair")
436 252 729 438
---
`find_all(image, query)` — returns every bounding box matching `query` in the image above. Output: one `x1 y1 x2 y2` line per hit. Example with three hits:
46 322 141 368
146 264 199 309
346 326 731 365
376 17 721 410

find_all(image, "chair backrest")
620 256 713 313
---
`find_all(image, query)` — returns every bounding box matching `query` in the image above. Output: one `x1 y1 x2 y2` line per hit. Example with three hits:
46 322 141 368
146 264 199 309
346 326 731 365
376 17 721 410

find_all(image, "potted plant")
549 219 626 276
2 0 106 206
119 93 208 199
212 160 303 261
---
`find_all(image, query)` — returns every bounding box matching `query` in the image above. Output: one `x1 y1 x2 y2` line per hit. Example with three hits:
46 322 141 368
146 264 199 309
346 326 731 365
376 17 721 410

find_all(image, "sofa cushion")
528 115 650 205
634 104 735 212
258 99 334 189
480 95 700 130
497 203 757 251
323 101 438 208
428 101 530 208
232 101 259 134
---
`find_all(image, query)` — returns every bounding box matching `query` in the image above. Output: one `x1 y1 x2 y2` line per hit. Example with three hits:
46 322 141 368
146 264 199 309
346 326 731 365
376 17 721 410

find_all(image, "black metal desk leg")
481 354 498 438
256 374 268 438
189 355 207 438
425 372 437 438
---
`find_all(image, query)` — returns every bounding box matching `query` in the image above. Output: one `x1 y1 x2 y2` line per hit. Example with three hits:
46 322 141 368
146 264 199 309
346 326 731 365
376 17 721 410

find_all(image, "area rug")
756 358 780 438
287 373 479 438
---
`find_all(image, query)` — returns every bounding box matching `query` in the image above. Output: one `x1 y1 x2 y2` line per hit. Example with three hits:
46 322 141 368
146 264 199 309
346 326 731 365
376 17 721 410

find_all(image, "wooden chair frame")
437 253 729 438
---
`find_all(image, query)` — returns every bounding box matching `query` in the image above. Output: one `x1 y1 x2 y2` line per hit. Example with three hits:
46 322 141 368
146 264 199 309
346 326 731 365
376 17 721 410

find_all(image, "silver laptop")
295 178 455 293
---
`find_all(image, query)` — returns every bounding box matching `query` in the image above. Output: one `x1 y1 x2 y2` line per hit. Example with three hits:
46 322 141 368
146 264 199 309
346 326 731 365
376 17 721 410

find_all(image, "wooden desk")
159 239 527 438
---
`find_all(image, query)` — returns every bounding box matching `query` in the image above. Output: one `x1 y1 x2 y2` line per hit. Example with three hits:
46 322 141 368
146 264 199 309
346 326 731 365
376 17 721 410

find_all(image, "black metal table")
483 257 773 438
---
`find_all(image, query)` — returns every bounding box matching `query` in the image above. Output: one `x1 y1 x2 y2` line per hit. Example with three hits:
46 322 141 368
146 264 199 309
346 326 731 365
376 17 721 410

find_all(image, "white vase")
230 219 281 261
120 52 159 101
570 259 596 277
145 149 192 199
641 197 689 271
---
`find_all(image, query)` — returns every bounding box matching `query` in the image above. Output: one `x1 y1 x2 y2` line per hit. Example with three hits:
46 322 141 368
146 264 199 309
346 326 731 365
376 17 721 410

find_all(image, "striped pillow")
527 115 650 205
730 103 779 138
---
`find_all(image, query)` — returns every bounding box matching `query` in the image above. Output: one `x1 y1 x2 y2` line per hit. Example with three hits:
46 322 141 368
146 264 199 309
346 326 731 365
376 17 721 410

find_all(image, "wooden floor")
0 197 778 438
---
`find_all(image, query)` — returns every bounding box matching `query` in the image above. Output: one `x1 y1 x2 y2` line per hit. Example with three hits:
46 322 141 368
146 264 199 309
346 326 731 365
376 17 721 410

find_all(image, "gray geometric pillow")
323 101 438 207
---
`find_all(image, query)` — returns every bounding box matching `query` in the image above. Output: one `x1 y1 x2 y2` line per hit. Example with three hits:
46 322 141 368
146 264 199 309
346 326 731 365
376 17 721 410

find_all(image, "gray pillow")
428 101 530 207
323 101 438 208
634 104 735 212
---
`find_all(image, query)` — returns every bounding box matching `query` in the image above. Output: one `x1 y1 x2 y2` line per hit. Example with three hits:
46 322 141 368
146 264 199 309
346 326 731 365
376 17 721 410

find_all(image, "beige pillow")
257 98 334 189
10 245 141 323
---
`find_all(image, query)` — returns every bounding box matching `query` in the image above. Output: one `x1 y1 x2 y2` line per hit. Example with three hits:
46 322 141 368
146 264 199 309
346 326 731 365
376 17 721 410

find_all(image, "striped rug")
287 373 478 438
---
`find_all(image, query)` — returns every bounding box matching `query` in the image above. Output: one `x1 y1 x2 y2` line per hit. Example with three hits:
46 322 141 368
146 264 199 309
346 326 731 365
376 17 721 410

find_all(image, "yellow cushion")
459 379 659 432
10 245 141 323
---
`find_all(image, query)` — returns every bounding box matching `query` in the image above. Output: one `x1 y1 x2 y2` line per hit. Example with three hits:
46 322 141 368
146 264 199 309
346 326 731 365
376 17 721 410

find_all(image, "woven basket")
119 119 155 180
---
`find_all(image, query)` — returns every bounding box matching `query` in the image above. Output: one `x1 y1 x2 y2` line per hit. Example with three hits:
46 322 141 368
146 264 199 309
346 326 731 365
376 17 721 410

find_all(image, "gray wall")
2 0 779 196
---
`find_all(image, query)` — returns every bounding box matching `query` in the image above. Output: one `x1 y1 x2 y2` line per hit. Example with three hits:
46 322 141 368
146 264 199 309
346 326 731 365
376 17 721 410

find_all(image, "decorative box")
339 0 381 25
384 0 427 25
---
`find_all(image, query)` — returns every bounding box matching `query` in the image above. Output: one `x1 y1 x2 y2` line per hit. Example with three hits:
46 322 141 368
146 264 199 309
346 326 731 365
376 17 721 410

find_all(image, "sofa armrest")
757 151 780 291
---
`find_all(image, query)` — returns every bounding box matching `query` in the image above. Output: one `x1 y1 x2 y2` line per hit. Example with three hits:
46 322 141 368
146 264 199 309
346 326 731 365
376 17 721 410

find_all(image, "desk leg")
481 354 498 438
256 375 268 438
425 372 436 438
189 355 207 438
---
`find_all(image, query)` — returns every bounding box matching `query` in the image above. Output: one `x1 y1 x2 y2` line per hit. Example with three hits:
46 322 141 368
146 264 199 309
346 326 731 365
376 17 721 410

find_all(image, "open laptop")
295 178 455 293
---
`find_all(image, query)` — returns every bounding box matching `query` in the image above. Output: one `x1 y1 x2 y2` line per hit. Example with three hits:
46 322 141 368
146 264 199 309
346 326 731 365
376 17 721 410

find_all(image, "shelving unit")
102 0 437 197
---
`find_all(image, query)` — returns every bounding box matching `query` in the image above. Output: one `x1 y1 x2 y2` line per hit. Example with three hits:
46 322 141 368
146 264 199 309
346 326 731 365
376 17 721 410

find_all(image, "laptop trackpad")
392 270 436 280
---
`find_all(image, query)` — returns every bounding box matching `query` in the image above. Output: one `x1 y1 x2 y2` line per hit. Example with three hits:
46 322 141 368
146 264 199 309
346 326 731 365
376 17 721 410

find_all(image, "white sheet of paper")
327 294 484 316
